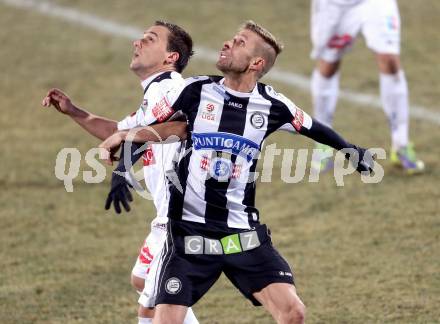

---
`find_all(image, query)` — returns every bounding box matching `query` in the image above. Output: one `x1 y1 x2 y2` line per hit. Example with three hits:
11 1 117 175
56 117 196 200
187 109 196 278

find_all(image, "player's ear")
250 57 265 74
165 52 180 66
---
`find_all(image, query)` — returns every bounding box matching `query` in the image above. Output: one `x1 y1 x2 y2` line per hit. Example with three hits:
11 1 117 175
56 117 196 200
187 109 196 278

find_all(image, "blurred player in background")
42 21 198 324
310 0 424 174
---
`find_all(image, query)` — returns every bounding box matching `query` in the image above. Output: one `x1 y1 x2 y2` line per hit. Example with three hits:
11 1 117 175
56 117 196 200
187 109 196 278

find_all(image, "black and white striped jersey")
142 75 313 229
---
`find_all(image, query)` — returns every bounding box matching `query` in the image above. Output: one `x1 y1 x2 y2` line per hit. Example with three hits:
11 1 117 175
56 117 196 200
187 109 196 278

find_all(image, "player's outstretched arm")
298 118 374 173
42 88 118 140
99 121 187 165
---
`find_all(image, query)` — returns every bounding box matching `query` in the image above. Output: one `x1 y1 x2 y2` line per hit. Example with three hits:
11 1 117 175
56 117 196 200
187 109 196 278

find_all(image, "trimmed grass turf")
1 1 439 322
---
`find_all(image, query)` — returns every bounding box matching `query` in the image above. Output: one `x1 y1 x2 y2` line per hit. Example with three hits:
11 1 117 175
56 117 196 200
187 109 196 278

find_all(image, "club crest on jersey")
200 102 217 122
165 277 182 295
192 132 259 162
250 112 265 129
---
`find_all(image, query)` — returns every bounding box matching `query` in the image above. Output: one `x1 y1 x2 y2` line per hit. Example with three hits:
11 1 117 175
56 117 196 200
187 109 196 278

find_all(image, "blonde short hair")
242 20 284 55
241 20 284 77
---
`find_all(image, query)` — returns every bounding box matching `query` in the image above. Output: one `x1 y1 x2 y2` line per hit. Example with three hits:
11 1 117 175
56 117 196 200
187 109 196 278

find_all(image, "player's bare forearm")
119 121 188 144
69 107 118 141
98 121 187 165
42 88 117 140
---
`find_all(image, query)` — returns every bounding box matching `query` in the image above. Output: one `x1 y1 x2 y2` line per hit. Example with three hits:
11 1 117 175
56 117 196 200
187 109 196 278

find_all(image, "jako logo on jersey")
192 132 259 162
228 101 243 109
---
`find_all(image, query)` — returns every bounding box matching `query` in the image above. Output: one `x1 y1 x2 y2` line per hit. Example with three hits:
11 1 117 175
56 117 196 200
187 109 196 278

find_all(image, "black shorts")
155 219 295 307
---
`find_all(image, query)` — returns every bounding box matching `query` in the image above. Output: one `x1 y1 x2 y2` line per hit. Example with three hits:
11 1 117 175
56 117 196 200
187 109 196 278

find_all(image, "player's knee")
317 59 340 78
153 304 187 324
138 305 155 318
279 299 306 324
377 54 401 74
131 274 145 292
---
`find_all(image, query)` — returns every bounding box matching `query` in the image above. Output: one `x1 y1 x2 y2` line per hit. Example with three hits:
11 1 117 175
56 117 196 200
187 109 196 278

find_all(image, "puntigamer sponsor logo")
192 132 260 162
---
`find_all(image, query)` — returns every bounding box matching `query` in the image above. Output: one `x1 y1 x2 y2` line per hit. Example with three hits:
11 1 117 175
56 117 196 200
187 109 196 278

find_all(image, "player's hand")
41 88 75 115
99 133 125 165
352 146 375 173
105 171 133 214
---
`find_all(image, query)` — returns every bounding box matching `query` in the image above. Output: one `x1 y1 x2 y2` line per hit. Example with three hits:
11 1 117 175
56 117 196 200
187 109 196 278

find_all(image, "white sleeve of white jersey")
138 74 188 126
116 72 186 130
117 107 146 130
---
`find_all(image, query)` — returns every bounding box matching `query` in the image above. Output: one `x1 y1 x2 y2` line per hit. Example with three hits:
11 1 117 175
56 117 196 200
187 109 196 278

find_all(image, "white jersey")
330 0 364 6
118 71 185 222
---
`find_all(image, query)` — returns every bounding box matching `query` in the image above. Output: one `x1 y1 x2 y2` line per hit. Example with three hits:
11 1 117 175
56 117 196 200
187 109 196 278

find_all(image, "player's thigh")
155 221 224 307
311 0 363 63
253 283 305 318
139 236 170 308
132 229 167 285
131 273 145 292
131 238 153 286
153 304 188 324
223 229 295 306
375 53 401 74
362 0 401 55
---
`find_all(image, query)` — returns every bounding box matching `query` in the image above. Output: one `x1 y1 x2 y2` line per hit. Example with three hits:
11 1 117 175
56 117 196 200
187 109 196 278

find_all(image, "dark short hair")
155 20 194 73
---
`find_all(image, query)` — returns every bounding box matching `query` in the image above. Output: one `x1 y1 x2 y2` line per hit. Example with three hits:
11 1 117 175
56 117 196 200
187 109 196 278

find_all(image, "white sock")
311 69 340 128
183 307 199 324
138 317 152 324
380 70 409 150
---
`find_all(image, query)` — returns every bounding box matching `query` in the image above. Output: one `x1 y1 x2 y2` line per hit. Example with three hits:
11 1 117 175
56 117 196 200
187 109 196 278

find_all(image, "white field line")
3 0 440 126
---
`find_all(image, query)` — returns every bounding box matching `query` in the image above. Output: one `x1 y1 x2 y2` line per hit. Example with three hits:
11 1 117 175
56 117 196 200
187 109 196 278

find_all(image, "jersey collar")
141 72 166 91
218 78 259 98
